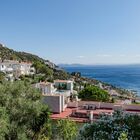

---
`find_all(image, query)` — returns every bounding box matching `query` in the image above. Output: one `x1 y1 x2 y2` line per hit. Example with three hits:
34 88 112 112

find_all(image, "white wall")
43 95 65 113
0 64 6 72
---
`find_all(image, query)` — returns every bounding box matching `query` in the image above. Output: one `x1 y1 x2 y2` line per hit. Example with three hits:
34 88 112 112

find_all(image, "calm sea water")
63 65 140 96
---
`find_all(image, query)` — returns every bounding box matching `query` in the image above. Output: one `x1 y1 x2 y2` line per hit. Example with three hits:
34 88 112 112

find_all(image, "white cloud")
76 55 85 58
96 54 112 57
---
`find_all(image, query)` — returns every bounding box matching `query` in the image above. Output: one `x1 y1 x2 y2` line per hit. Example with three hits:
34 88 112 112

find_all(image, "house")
34 82 68 113
109 89 120 97
134 97 140 103
34 82 57 95
19 62 35 75
0 60 17 80
34 80 74 113
0 60 35 79
54 80 74 91
0 63 7 72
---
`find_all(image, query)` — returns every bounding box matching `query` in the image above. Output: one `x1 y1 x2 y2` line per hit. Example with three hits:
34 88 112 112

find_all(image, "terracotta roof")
50 107 140 123
51 108 72 119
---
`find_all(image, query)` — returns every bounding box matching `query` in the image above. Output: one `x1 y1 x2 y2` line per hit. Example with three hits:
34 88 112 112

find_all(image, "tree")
55 119 78 140
0 81 51 140
0 72 5 83
32 61 53 81
32 61 44 74
78 85 110 102
118 132 128 140
0 107 9 139
78 110 140 140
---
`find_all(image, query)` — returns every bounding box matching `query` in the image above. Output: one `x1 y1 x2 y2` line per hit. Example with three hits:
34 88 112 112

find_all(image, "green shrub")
78 85 110 102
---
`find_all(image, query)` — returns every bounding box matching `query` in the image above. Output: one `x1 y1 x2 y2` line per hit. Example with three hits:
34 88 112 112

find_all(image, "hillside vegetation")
0 44 44 62
0 43 70 80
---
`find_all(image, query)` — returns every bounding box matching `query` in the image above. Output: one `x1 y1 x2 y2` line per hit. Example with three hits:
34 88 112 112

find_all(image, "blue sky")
0 0 140 64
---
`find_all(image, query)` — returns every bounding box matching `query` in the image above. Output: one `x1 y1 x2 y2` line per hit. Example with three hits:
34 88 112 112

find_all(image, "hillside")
0 43 134 97
0 43 48 63
0 43 70 80
0 43 61 70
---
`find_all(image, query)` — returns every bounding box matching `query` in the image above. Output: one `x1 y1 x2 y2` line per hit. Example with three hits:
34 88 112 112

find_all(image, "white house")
0 64 7 72
54 80 74 91
34 80 75 113
19 62 35 75
34 82 57 95
0 60 35 79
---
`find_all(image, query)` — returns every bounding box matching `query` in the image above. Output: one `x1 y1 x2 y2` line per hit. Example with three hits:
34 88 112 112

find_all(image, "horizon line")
58 63 140 66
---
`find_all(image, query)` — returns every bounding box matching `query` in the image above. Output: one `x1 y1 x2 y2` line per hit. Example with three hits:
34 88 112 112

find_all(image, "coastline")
62 65 140 97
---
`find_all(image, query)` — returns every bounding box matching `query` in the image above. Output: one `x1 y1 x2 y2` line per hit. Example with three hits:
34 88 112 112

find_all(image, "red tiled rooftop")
50 107 140 123
50 108 114 123
51 108 72 119
51 108 89 123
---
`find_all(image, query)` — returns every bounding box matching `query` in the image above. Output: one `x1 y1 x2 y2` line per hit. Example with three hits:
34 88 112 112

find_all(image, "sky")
0 0 140 65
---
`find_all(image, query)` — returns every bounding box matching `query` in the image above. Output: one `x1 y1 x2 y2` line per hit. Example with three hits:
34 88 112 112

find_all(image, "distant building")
0 60 35 80
45 60 56 69
109 89 120 97
71 72 81 77
19 62 35 75
134 97 140 103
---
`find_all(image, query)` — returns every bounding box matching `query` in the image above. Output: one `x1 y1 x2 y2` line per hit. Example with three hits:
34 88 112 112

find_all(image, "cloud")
96 54 112 57
76 55 85 58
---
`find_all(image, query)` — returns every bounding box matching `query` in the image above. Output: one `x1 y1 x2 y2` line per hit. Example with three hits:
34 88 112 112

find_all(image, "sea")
62 65 140 96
